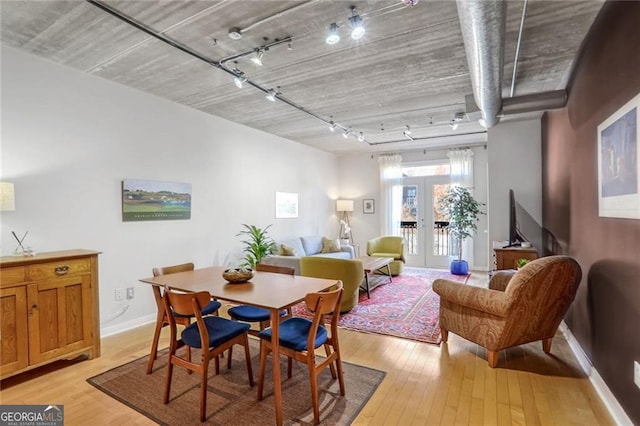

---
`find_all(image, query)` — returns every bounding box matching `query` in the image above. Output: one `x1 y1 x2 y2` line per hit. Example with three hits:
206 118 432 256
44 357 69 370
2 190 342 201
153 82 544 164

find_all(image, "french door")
402 176 451 268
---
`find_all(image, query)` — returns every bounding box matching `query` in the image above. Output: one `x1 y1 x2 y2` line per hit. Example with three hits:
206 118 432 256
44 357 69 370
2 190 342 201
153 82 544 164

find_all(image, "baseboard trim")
101 313 156 338
559 322 633 426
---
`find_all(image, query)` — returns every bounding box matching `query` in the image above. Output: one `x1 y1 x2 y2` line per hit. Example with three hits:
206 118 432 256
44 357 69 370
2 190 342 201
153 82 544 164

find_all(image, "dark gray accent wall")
542 1 640 423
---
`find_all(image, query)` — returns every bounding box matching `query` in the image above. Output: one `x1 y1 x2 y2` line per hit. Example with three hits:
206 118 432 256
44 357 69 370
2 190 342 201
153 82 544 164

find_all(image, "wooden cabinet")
0 250 100 379
493 246 538 270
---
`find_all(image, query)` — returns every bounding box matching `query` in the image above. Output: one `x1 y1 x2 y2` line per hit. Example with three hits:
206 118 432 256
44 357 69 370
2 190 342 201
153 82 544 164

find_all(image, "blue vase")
450 260 469 275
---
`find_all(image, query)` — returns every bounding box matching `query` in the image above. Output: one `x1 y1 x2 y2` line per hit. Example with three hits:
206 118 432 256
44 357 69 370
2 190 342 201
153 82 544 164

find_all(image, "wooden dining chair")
227 264 295 335
257 281 345 425
163 289 254 422
226 264 295 367
146 262 221 374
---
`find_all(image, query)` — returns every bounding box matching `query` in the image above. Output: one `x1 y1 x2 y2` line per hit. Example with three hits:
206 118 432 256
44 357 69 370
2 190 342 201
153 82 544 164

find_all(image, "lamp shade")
0 182 15 211
336 199 354 212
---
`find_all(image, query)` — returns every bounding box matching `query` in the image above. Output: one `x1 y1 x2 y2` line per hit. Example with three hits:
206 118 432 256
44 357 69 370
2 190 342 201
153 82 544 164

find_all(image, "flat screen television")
505 189 543 251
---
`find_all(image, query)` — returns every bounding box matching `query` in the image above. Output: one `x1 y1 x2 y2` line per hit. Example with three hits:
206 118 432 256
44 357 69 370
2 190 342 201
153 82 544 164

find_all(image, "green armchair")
366 236 405 275
300 257 364 313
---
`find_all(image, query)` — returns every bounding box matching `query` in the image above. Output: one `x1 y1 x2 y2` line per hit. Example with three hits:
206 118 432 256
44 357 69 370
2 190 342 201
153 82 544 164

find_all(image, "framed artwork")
122 179 192 222
275 192 298 218
363 198 375 214
597 92 640 219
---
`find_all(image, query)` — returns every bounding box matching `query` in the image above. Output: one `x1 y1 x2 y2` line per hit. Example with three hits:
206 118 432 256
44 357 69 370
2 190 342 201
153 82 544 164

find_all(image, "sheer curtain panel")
378 154 403 236
447 148 475 267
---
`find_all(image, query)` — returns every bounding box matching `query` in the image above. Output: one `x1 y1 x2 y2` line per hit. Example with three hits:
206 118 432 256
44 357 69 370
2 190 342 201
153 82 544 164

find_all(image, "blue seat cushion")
257 317 328 351
181 316 249 348
228 305 287 322
173 299 221 318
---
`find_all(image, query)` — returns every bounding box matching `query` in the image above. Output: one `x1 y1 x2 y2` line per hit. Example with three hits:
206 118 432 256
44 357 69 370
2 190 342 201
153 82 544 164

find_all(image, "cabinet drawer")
0 267 27 288
28 258 91 281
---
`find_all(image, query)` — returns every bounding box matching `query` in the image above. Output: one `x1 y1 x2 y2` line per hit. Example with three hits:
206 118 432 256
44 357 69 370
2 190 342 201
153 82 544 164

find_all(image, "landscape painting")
122 179 192 222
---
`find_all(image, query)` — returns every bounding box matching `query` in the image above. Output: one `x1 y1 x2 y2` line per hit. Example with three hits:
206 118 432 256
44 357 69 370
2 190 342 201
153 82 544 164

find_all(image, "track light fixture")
449 120 459 130
326 23 340 45
449 112 465 130
328 117 336 132
349 7 365 40
250 49 264 66
405 125 411 134
232 62 247 88
358 132 365 142
266 86 281 102
343 128 351 138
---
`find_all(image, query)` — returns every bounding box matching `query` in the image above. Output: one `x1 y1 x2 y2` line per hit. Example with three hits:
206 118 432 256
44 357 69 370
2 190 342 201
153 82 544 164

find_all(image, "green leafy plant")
237 224 275 268
516 258 531 269
439 186 485 261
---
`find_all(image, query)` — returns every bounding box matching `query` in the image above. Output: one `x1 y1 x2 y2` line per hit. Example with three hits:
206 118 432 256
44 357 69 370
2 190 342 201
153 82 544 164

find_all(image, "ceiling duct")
502 90 568 116
456 0 506 128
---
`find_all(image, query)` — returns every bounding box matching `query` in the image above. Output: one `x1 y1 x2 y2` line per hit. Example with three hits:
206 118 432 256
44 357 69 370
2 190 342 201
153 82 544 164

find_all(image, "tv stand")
493 246 537 270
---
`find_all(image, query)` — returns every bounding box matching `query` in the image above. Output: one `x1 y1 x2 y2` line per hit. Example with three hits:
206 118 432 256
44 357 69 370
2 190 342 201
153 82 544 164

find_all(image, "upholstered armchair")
366 236 405 275
432 255 582 368
300 257 364 313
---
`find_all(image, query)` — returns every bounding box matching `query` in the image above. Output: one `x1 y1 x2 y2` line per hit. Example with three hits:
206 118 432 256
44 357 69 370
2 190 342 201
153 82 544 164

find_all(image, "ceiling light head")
228 27 242 40
250 49 264 66
266 88 277 102
349 7 365 40
329 120 336 132
350 15 365 40
402 0 419 6
233 74 247 88
326 23 340 45
449 120 459 130
343 128 351 138
357 132 365 142
405 125 411 134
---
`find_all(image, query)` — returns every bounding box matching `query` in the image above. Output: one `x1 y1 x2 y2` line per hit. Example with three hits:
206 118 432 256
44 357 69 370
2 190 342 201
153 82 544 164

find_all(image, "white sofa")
261 235 355 275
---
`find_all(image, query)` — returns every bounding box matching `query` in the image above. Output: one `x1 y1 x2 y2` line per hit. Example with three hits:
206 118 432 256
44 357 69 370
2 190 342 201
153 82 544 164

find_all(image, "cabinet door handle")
55 265 70 275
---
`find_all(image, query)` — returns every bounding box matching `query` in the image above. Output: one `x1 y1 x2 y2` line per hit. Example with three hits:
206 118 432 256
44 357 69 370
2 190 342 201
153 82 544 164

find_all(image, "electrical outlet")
126 287 134 299
115 288 124 301
634 361 640 389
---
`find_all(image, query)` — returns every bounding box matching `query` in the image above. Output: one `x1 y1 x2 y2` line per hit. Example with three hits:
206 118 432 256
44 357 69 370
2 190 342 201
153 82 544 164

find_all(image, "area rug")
293 267 469 345
87 339 385 425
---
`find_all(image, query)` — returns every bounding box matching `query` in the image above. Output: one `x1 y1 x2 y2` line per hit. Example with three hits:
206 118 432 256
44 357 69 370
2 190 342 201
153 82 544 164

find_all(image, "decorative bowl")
222 268 254 283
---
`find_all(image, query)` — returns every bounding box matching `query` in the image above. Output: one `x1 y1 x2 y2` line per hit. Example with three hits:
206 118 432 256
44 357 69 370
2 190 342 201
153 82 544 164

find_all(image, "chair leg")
542 338 553 353
324 344 337 379
243 334 255 386
441 328 449 343
308 361 320 425
287 356 293 379
257 340 269 400
487 350 499 368
164 355 174 404
200 360 208 422
147 313 166 374
227 347 233 369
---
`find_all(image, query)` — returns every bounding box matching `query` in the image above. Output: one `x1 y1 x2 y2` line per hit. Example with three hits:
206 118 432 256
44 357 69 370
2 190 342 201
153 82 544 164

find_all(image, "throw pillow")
280 244 297 256
321 237 341 253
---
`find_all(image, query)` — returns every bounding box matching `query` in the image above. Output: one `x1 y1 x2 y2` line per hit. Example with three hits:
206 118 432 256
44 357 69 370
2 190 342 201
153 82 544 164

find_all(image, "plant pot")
450 259 469 275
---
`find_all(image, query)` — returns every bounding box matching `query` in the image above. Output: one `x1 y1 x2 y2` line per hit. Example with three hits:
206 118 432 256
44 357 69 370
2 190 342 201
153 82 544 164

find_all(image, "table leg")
364 272 371 298
386 264 393 283
147 285 166 374
270 308 283 426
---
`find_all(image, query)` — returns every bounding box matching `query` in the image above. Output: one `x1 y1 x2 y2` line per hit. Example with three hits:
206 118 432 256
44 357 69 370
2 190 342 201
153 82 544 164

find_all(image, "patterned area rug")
293 267 469 345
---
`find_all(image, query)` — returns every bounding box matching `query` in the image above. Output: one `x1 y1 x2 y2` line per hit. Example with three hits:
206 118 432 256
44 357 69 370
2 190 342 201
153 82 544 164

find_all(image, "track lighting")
250 49 264 66
326 23 340 45
358 132 365 142
449 112 465 130
232 62 247 88
266 87 281 102
349 7 365 40
449 120 459 130
343 128 351 138
404 125 411 134
328 117 336 132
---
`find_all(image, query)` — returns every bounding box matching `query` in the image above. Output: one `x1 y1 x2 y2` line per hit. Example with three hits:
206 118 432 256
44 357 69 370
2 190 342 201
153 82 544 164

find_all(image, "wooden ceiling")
0 0 604 153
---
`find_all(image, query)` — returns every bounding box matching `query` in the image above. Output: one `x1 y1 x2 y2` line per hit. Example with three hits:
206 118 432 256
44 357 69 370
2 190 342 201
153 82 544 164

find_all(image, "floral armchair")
432 255 582 368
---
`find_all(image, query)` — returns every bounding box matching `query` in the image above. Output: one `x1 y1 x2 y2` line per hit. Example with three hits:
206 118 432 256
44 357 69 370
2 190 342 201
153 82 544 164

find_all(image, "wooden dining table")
139 266 337 425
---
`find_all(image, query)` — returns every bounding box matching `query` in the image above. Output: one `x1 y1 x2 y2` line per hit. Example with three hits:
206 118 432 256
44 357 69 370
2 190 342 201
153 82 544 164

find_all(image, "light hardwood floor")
0 272 615 425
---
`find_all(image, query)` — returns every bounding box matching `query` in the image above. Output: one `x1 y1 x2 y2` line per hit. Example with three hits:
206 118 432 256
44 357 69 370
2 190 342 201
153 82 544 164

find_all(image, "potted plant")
439 186 485 275
516 258 531 270
237 224 275 268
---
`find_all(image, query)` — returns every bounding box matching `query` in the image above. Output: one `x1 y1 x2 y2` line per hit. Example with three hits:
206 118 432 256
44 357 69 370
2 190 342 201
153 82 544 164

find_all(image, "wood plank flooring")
0 272 615 425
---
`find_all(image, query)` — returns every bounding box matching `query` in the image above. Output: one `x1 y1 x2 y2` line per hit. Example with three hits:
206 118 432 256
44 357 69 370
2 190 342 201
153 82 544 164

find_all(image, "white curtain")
447 148 475 266
378 154 403 236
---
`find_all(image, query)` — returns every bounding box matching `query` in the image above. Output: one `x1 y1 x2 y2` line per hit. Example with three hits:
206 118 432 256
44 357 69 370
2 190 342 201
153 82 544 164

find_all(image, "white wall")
0 47 340 335
487 119 543 249
338 146 490 270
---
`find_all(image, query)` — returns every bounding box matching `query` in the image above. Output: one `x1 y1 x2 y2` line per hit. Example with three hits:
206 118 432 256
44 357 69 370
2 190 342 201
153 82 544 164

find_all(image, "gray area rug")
88 339 385 425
